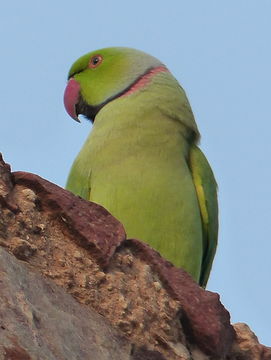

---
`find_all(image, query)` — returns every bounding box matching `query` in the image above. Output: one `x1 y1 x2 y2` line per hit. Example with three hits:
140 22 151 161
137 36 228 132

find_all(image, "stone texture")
0 247 131 360
13 170 126 268
125 239 234 356
229 323 271 360
0 153 270 360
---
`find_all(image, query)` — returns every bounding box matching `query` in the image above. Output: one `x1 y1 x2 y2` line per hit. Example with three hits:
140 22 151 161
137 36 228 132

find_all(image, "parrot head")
63 47 168 122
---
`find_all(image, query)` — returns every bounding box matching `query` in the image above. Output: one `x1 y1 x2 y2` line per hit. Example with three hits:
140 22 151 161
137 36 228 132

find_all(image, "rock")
0 154 270 359
13 170 126 268
230 323 271 360
0 247 131 360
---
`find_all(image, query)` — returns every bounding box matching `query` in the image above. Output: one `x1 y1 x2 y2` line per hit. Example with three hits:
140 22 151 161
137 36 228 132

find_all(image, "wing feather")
189 145 218 287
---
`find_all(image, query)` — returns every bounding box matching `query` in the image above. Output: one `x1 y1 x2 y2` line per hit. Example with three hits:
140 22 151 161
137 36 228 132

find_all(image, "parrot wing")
66 160 91 201
189 145 218 288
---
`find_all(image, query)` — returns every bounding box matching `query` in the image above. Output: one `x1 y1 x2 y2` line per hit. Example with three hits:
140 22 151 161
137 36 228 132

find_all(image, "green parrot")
64 47 218 287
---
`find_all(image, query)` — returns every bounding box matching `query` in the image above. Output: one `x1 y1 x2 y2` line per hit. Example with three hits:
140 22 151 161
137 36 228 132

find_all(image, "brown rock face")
0 247 132 360
0 154 270 360
230 323 271 360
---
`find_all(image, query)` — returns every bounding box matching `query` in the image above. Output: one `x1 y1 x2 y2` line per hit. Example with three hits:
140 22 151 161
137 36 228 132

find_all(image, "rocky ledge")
0 154 270 360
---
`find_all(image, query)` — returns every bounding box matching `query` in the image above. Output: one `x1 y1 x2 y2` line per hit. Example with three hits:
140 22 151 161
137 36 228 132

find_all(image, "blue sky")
1 1 270 346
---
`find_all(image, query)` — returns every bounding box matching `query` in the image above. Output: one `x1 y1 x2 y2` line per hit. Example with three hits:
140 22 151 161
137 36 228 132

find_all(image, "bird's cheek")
63 78 81 122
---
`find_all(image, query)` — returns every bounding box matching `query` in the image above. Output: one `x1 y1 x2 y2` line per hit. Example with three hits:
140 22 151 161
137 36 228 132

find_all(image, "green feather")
189 145 218 287
65 47 218 287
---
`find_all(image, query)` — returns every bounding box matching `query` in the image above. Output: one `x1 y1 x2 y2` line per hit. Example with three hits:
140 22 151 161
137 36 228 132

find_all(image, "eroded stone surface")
230 323 271 360
14 171 126 267
1 154 268 360
0 247 131 360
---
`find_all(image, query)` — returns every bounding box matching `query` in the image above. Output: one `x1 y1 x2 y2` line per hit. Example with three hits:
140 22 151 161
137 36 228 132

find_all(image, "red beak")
63 78 81 122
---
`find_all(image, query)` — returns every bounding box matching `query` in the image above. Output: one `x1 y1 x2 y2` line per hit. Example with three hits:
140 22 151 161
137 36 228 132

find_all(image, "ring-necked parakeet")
64 47 218 287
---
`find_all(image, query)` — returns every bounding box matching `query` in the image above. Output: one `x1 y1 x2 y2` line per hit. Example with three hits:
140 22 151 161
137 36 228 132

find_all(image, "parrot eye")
89 55 103 68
